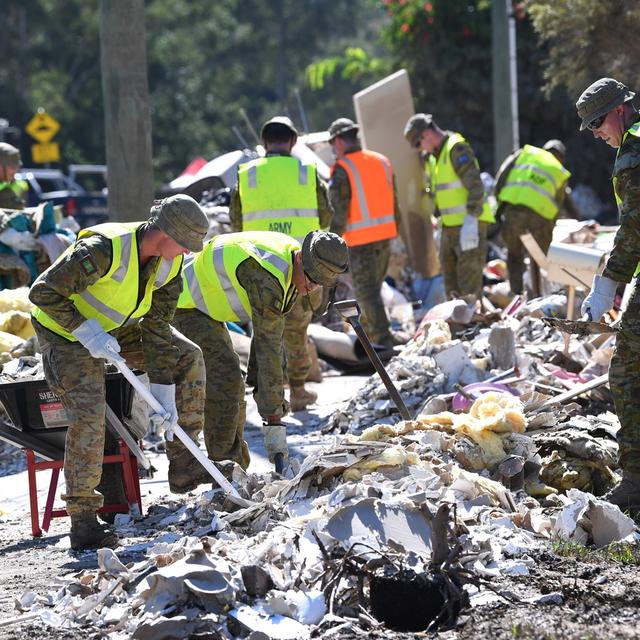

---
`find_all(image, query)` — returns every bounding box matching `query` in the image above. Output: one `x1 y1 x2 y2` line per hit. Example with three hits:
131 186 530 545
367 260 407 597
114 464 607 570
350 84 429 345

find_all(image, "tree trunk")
100 0 154 222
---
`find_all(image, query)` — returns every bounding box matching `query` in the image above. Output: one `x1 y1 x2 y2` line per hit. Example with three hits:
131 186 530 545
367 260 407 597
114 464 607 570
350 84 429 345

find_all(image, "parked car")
15 167 109 228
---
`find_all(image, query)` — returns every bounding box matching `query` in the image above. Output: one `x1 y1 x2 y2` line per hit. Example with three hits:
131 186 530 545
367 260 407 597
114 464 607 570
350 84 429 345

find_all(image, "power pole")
492 0 519 172
100 0 154 222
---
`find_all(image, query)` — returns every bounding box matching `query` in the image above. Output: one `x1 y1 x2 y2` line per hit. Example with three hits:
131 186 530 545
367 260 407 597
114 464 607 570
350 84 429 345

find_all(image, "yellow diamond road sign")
26 110 60 143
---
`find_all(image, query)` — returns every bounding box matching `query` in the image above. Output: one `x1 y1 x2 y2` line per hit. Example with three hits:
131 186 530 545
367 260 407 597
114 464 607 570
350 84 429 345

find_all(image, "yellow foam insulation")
425 320 451 345
343 445 421 482
0 287 33 313
0 310 35 340
0 330 25 353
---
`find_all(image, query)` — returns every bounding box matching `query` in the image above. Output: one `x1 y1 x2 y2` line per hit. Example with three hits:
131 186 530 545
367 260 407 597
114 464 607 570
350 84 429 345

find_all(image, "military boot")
70 512 118 551
289 383 317 412
603 471 640 510
168 454 213 494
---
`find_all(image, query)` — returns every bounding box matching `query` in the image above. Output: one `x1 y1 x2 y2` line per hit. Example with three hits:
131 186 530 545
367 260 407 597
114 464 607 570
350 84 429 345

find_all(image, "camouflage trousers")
349 239 391 343
35 322 205 516
173 309 251 469
609 280 640 473
500 204 555 295
440 223 488 300
283 287 323 385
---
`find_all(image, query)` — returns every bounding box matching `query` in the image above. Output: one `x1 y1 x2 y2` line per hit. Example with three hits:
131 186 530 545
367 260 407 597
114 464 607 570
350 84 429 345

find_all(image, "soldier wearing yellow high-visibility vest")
173 230 348 470
29 195 210 550
0 143 27 210
576 77 640 511
229 117 333 412
404 114 495 302
494 140 571 294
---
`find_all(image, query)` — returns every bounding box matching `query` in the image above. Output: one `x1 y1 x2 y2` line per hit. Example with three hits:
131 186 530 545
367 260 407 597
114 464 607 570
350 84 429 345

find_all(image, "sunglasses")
587 113 606 131
413 137 422 149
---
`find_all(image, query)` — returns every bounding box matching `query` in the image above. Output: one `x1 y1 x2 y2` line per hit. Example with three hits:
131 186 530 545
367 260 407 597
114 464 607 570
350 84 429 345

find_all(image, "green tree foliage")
526 0 640 96
0 0 381 186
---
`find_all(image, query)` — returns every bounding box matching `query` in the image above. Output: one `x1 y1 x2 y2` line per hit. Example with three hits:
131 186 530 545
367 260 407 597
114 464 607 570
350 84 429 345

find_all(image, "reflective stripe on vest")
332 149 397 247
32 222 182 340
497 144 571 220
429 132 495 227
178 231 299 323
238 156 320 242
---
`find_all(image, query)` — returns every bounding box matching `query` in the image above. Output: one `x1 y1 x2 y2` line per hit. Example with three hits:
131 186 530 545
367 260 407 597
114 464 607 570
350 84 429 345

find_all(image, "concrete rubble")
2 283 638 637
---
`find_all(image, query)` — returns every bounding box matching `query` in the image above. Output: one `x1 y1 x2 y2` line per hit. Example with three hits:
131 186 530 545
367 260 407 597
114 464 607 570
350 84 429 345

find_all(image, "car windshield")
35 176 69 192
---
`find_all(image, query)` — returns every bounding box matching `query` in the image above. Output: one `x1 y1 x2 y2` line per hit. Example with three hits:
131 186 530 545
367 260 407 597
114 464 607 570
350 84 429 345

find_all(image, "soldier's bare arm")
28 235 112 332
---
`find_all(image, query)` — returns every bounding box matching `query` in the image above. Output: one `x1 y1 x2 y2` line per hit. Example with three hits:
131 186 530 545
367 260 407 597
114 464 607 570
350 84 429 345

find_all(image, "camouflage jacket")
29 223 182 384
229 152 333 233
602 120 640 283
328 145 402 236
236 256 298 418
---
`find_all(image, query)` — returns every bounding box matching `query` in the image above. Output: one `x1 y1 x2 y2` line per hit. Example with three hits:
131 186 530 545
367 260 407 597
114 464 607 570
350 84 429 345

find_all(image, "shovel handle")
113 360 253 508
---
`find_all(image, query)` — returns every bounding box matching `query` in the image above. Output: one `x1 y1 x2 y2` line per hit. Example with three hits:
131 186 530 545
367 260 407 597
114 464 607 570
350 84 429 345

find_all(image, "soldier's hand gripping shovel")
112 360 254 509
334 300 412 421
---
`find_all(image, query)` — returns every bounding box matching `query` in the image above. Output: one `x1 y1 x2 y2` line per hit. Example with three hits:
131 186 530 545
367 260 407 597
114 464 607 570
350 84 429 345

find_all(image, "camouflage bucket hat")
302 230 349 287
576 77 635 130
403 113 433 146
0 142 22 169
260 116 298 139
328 117 359 141
150 194 209 253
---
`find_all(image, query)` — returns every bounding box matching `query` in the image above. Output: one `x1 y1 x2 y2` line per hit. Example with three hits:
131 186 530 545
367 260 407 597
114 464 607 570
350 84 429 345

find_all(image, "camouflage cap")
302 230 349 287
150 194 209 253
403 113 433 146
543 139 566 157
0 143 22 169
328 117 359 141
576 77 635 130
260 116 298 139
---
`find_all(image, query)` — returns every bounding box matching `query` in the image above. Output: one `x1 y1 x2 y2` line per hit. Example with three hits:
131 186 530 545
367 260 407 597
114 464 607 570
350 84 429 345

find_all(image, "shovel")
112 359 254 509
333 300 412 421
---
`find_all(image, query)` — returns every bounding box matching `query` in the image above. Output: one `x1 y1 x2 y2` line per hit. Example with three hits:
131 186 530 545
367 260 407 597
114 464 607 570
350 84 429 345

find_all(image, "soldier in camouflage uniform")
174 230 348 470
404 114 494 301
229 116 333 411
494 139 571 294
328 118 402 348
29 194 209 550
0 143 27 210
577 77 640 509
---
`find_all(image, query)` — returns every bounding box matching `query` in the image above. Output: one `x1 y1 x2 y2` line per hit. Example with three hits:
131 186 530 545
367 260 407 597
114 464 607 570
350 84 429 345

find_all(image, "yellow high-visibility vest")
32 222 182 340
498 144 571 220
178 231 300 323
238 156 319 242
428 132 495 227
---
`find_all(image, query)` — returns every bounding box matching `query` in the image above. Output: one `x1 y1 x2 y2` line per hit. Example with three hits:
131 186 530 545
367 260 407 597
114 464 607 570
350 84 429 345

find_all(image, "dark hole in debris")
369 570 460 631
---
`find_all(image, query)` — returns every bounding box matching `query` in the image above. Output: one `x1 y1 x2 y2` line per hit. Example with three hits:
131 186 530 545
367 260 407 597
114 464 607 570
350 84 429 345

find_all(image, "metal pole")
507 0 520 150
239 108 261 145
294 88 310 133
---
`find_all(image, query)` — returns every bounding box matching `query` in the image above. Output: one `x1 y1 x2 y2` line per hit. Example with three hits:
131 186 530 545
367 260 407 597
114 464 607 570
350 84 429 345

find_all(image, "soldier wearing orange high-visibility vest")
328 117 403 349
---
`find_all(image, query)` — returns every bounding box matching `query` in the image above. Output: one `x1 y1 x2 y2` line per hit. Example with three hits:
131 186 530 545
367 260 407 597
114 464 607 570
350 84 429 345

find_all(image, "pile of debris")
7 292 638 638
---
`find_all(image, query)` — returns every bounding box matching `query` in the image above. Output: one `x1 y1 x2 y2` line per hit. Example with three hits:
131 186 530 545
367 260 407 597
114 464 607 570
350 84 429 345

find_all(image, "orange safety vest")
332 150 398 247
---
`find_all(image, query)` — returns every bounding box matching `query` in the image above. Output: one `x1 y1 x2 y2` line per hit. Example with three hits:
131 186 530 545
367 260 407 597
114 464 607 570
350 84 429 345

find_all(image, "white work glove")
0 227 38 252
459 214 479 251
263 423 288 463
149 383 179 441
71 318 124 364
581 275 617 321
